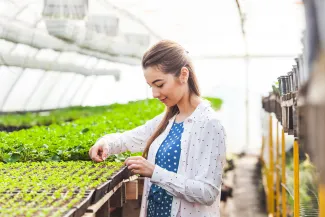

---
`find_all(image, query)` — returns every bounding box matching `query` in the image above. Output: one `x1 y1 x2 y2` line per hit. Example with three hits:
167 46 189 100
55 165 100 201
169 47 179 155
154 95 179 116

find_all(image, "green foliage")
0 97 223 128
0 99 165 162
0 105 112 127
286 154 319 214
0 161 123 216
204 97 223 110
0 97 223 216
0 98 223 163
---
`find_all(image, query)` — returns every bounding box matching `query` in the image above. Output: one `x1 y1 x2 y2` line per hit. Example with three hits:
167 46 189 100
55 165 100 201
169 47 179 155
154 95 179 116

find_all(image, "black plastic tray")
91 180 111 204
63 208 77 217
108 166 131 192
73 190 94 217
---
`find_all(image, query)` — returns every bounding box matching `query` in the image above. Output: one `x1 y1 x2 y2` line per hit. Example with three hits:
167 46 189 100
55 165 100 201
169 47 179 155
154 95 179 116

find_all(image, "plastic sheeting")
0 0 306 154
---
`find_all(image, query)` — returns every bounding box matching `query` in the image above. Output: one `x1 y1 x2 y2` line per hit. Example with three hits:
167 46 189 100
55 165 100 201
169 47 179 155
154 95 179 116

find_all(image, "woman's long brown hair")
142 40 201 159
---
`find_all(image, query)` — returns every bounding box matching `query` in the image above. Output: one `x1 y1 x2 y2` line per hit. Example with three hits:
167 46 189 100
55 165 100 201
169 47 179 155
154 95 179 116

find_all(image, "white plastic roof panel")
24 71 61 111
82 75 116 106
36 49 60 62
41 72 76 110
2 68 44 112
59 52 90 67
243 0 305 56
11 43 38 57
57 74 85 108
0 66 23 109
0 39 16 53
70 75 96 106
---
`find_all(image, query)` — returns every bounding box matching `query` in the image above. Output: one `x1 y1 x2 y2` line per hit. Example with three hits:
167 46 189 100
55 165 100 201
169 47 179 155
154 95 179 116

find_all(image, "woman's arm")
94 113 164 156
150 118 226 206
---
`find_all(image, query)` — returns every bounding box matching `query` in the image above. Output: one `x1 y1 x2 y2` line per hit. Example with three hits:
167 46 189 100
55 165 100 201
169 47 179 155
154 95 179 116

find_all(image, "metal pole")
281 129 287 217
269 115 274 215
276 121 280 217
293 139 299 217
320 184 325 217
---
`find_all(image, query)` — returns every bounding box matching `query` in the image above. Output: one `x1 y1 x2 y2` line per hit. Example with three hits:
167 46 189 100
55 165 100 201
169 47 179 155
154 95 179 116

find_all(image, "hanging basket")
87 15 119 37
43 0 88 19
44 19 85 42
124 33 150 47
43 0 87 41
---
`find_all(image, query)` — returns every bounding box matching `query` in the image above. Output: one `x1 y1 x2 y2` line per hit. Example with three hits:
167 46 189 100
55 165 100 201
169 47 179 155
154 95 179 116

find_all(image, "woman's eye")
157 84 164 88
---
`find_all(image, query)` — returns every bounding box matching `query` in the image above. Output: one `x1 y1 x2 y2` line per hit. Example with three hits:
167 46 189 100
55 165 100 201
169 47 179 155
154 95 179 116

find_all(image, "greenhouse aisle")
221 156 267 217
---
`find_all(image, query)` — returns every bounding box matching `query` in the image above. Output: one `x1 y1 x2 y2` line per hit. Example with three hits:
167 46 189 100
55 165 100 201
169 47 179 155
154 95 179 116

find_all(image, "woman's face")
144 66 186 107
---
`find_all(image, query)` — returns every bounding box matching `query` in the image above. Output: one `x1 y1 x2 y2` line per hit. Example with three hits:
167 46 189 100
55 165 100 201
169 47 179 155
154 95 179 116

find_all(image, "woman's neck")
175 94 202 122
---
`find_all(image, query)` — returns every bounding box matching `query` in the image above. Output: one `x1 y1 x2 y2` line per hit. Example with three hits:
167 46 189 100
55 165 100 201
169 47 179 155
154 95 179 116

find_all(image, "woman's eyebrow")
152 79 163 84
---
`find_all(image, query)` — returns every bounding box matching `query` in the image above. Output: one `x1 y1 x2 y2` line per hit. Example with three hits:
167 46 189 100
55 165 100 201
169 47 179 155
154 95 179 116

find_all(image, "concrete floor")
221 156 267 217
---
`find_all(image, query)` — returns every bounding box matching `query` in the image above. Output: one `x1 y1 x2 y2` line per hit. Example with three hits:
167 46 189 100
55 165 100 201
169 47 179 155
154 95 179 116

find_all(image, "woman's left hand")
124 156 155 178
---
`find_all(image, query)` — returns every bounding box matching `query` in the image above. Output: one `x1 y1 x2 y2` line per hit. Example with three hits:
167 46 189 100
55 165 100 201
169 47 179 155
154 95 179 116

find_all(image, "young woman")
89 40 226 217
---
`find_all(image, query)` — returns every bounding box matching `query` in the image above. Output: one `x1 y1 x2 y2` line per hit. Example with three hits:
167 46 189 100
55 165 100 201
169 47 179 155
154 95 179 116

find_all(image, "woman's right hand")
89 139 109 162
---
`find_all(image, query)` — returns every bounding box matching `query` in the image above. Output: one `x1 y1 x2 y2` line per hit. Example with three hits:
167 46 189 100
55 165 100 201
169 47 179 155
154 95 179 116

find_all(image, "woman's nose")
152 88 160 98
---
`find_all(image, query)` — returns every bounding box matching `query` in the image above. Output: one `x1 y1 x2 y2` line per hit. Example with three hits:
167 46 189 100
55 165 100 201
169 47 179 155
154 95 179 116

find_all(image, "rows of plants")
0 98 222 163
0 100 165 163
0 161 123 217
0 97 222 130
0 106 114 130
0 97 223 216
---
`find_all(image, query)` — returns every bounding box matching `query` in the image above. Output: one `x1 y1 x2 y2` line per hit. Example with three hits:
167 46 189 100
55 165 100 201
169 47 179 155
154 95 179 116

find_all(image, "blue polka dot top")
147 121 184 217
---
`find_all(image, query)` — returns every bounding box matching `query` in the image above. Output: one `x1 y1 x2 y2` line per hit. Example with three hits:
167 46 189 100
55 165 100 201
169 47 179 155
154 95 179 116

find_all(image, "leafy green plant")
285 154 319 216
0 161 123 216
0 98 224 162
0 97 223 216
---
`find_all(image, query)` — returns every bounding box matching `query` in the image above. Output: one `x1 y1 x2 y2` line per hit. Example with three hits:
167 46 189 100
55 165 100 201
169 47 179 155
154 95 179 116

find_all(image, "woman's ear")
179 67 189 84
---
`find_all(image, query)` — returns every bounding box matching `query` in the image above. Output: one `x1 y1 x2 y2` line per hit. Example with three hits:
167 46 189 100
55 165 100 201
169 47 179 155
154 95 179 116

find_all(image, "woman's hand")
89 139 109 162
125 156 155 178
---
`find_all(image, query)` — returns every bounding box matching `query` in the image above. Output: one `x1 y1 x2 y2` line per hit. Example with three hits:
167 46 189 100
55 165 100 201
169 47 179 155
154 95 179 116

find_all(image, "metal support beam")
293 139 300 217
0 50 121 78
275 121 280 217
268 115 274 215
281 129 287 217
320 184 325 217
0 16 141 65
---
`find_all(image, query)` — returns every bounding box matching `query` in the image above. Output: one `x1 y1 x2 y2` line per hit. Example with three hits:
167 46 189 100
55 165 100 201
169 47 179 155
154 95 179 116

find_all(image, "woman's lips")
160 97 167 103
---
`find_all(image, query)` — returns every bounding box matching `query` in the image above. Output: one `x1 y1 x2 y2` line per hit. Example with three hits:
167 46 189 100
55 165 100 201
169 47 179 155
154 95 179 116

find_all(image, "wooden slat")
83 182 123 217
138 177 144 196
110 185 124 207
125 180 138 200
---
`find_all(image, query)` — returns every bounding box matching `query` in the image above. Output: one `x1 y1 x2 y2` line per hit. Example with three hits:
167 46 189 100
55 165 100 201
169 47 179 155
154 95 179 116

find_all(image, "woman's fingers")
130 169 140 175
127 163 141 170
125 156 144 165
125 159 141 166
90 145 104 162
102 147 109 160
124 156 155 177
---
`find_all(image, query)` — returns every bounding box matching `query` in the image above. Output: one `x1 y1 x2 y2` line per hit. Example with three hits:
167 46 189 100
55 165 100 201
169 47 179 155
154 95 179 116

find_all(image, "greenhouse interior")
0 0 324 217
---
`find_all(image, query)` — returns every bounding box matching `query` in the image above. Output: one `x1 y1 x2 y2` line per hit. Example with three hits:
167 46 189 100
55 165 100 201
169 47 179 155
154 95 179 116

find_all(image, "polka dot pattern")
147 121 184 217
